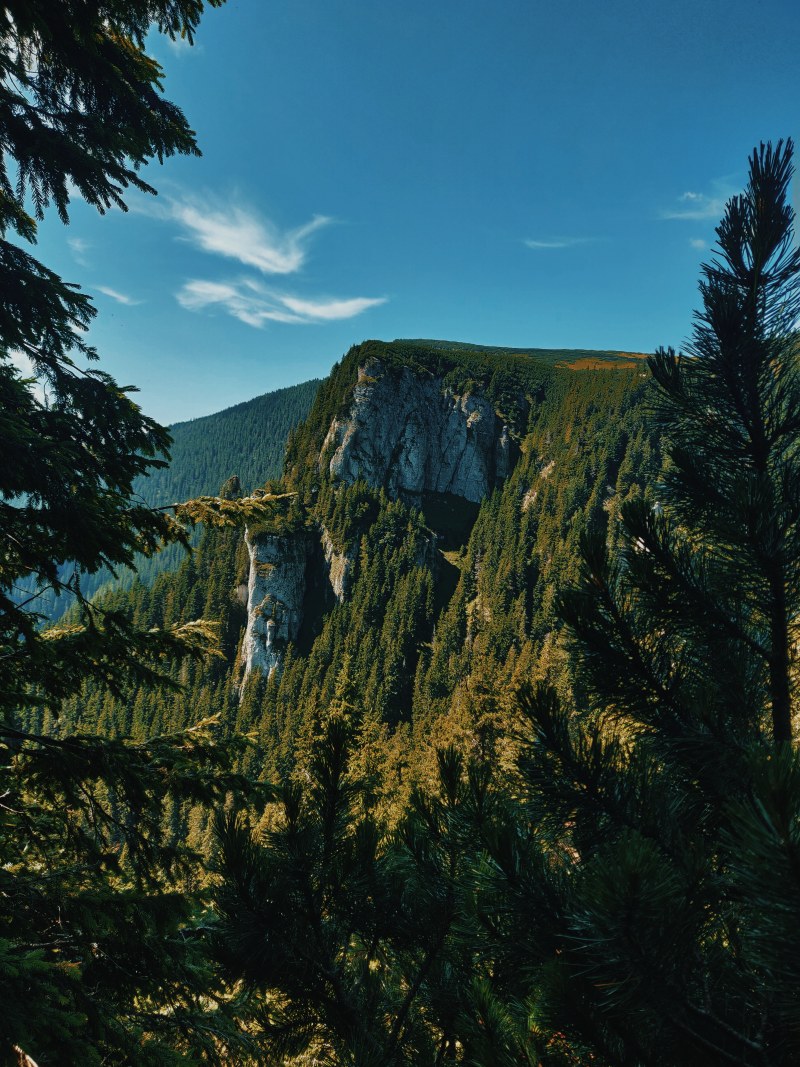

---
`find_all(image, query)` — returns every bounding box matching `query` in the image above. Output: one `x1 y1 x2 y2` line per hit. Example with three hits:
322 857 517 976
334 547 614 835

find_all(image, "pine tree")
474 140 800 1065
1 0 233 708
215 673 497 1066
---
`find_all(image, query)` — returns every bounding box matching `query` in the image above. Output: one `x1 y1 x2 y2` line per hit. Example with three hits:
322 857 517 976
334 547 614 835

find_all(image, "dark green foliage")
0 2 288 1062
254 486 437 770
648 143 800 744
0 717 266 1067
0 0 228 712
473 140 800 1065
141 380 321 507
214 678 511 1066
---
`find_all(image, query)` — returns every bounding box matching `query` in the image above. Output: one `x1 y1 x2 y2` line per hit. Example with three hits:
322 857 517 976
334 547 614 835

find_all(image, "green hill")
57 338 658 768
33 377 320 618
136 378 321 506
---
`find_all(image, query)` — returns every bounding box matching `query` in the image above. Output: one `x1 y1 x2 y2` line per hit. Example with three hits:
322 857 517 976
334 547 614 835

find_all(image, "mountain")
135 379 322 507
32 335 659 1059
30 378 321 621
54 338 658 785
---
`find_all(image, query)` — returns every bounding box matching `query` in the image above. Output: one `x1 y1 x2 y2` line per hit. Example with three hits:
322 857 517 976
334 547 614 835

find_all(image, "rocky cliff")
240 350 524 687
321 357 515 502
240 528 312 680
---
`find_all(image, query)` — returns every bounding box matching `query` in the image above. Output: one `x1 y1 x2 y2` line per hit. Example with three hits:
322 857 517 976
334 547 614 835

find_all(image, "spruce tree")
0 3 278 1062
214 675 496 1066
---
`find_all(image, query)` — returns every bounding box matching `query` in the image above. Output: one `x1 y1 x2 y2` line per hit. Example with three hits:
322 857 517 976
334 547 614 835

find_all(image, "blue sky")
34 0 800 424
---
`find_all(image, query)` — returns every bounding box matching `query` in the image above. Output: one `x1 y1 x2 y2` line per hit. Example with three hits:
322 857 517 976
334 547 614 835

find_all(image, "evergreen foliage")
215 672 511 1066
1 0 229 712
0 2 280 1062
471 139 800 1065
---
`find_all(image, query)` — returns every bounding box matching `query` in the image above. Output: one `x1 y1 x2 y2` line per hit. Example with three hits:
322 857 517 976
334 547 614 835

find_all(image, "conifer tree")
214 674 496 1066
0 3 281 1062
474 140 800 1065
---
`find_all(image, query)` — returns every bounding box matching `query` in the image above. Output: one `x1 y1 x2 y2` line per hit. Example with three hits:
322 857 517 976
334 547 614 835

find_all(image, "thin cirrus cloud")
67 236 91 266
661 188 732 221
168 196 333 275
165 35 196 56
176 278 387 328
153 192 388 328
95 285 141 306
524 237 590 250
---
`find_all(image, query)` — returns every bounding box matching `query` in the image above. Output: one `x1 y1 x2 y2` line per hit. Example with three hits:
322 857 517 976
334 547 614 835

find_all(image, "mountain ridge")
57 336 660 789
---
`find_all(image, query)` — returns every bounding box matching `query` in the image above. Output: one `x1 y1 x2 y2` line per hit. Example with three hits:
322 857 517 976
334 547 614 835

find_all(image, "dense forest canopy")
1 4 799 1065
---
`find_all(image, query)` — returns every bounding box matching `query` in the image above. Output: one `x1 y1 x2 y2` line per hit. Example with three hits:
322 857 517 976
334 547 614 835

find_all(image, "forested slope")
57 340 658 789
32 378 320 619
137 379 321 506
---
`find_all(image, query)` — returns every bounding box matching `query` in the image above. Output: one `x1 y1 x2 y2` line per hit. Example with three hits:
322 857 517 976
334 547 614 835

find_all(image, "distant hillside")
34 377 320 619
61 338 659 779
400 338 650 368
137 379 321 507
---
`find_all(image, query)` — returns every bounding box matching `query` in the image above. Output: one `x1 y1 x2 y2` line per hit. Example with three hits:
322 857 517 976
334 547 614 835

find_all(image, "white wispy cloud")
689 238 707 250
661 182 734 221
176 278 386 328
133 188 381 328
67 236 91 265
168 197 333 275
279 294 388 321
95 285 141 306
524 237 590 250
165 35 196 55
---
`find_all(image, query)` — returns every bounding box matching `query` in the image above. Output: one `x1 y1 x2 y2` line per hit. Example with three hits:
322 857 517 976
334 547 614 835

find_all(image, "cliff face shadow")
419 491 480 619
419 491 480 552
294 537 336 655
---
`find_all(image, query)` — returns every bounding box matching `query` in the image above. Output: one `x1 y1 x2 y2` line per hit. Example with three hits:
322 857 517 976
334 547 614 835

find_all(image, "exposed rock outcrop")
240 528 311 683
321 526 357 603
321 358 515 502
242 355 521 685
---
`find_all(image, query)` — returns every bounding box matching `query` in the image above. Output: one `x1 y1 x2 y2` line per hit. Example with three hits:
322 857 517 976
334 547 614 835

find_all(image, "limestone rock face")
321 526 356 603
321 358 514 502
242 356 519 685
241 528 311 683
